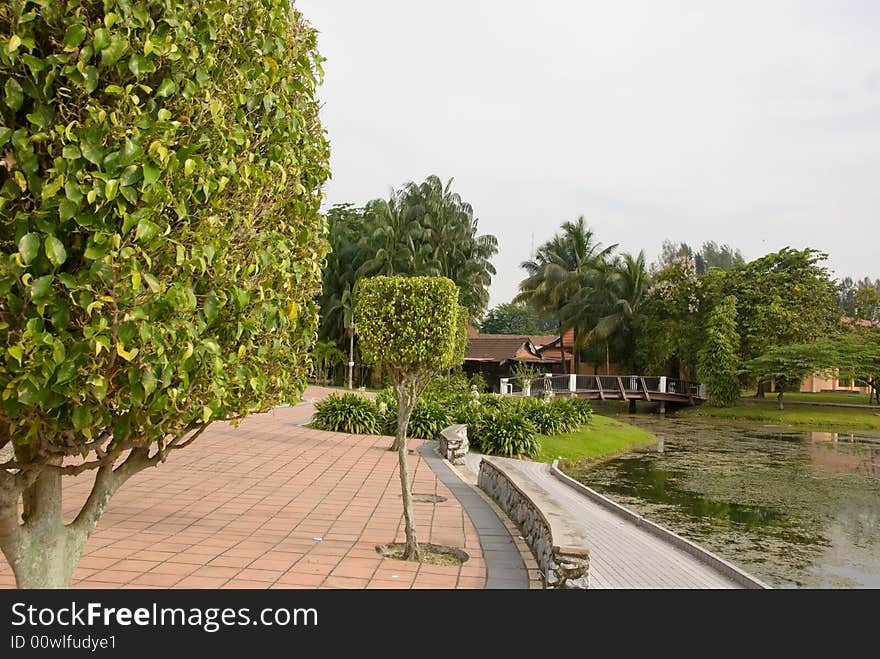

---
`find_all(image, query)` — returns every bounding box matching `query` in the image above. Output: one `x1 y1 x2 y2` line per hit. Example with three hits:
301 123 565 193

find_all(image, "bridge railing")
501 374 707 400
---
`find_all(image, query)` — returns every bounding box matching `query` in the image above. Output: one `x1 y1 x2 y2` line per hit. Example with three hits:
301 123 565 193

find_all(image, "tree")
311 341 345 385
479 302 552 335
636 257 707 379
318 178 498 338
658 240 743 275
722 247 840 370
744 340 840 409
577 250 651 372
697 296 741 406
356 276 465 561
516 216 616 369
0 1 329 587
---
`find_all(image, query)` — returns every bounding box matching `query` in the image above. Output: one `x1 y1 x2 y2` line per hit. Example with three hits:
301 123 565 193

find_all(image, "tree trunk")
394 389 420 561
777 391 784 411
348 331 354 390
1 448 153 588
756 381 766 399
4 468 88 588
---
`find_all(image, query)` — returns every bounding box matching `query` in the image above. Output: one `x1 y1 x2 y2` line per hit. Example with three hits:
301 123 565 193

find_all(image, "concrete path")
460 453 745 589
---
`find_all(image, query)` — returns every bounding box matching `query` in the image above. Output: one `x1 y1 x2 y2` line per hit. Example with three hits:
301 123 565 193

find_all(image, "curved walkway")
509 459 748 588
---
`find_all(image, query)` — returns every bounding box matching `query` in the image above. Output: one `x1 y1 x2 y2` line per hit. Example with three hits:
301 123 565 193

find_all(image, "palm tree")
311 340 345 385
515 216 617 369
576 251 651 372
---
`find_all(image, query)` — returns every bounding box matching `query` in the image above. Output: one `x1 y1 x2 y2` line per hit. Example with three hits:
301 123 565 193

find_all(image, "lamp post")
347 324 355 390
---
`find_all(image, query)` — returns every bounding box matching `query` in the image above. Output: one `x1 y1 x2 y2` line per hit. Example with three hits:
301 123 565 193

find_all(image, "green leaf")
62 144 81 159
142 161 160 186
72 406 90 430
63 23 87 48
18 233 40 264
30 274 54 301
6 345 23 364
156 78 177 98
184 158 195 177
92 28 110 51
7 34 21 54
81 140 104 165
0 127 12 147
136 219 160 241
105 179 119 201
44 235 67 266
4 78 24 112
128 54 155 79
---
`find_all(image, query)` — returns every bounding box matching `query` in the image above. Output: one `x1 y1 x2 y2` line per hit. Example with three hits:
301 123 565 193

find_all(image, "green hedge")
310 377 594 459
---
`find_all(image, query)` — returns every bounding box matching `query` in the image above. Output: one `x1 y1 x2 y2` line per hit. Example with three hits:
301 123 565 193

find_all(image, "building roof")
464 335 534 363
465 330 572 364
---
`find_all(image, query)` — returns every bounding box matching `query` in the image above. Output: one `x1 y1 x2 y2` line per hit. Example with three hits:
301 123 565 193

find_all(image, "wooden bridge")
500 374 706 407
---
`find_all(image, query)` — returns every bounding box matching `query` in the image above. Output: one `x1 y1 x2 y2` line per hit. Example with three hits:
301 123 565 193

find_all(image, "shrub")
311 394 381 435
554 397 593 425
470 408 538 458
468 372 488 393
407 398 454 440
524 402 576 435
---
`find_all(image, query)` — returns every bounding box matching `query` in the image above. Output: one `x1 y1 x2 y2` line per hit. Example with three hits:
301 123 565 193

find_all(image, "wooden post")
639 376 652 402
616 376 628 401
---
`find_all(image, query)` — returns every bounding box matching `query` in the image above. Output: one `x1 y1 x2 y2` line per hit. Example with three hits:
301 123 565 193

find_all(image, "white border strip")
550 460 770 589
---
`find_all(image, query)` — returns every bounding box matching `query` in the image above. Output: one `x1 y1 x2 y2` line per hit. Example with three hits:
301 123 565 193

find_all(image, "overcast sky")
296 0 879 308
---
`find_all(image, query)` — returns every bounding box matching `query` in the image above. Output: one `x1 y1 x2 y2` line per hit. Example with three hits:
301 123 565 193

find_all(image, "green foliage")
553 396 594 425
469 407 538 458
722 248 840 362
697 295 741 406
1 1 329 455
468 372 488 393
510 361 542 382
318 177 498 345
311 393 381 435
406 397 454 440
522 401 576 435
480 302 551 335
355 276 465 376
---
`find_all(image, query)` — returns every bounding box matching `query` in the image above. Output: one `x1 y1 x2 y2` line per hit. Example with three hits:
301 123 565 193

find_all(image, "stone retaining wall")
478 459 589 589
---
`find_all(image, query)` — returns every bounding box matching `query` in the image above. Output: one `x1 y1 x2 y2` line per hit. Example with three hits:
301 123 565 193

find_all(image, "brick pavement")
0 396 487 589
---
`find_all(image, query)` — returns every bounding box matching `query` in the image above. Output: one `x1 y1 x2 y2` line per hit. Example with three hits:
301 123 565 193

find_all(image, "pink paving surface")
0 388 486 589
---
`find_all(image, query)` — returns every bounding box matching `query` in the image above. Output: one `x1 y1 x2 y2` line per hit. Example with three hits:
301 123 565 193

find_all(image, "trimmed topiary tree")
356 276 465 561
0 1 329 587
697 295 741 407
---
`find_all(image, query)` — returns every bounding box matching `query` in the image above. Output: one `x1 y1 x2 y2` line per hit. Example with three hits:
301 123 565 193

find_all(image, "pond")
568 416 880 588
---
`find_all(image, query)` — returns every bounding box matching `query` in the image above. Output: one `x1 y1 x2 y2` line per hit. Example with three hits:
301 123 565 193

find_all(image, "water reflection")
570 417 880 588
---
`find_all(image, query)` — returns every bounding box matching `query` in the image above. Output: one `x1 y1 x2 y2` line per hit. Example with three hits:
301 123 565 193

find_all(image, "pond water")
568 416 880 588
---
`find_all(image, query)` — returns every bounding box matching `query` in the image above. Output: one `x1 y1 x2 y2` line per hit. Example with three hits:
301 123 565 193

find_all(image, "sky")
295 0 880 308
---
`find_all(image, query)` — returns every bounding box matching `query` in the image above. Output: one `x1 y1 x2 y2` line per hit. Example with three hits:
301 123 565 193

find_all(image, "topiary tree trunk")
393 378 421 560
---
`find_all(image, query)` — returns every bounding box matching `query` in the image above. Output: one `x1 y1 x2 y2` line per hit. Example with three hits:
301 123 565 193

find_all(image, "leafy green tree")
0 0 329 587
356 276 465 560
722 248 840 393
697 296 741 406
636 257 707 379
480 302 552 335
744 341 839 409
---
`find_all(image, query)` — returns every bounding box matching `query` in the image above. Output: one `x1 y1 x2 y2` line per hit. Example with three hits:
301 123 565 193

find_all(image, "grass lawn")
535 414 657 464
752 391 874 406
680 403 880 431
